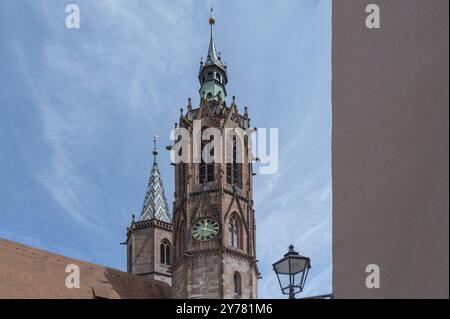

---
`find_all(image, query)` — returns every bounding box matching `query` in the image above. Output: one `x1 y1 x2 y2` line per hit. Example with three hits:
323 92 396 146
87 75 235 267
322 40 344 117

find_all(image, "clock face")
192 218 220 241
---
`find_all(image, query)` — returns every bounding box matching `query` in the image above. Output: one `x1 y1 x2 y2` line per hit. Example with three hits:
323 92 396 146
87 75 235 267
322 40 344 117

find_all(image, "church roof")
140 136 171 223
0 238 171 299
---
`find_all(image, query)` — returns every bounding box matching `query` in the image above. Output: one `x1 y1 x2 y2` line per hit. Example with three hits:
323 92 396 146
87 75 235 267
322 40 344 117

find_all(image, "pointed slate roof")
140 136 171 223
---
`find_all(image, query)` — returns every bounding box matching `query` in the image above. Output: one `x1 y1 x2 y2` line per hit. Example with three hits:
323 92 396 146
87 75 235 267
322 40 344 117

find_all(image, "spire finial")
152 134 159 163
206 8 218 61
209 6 215 26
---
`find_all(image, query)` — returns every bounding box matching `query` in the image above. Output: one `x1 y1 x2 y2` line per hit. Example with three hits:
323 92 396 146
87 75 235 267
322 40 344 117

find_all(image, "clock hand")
201 224 212 231
202 225 211 231
201 224 211 234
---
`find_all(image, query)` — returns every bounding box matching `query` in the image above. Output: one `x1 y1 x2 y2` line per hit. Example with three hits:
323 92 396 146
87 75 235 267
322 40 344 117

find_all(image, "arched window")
165 244 170 265
199 128 215 184
215 72 221 82
207 72 213 80
160 240 171 265
226 134 242 188
160 243 165 264
234 272 242 296
228 215 241 249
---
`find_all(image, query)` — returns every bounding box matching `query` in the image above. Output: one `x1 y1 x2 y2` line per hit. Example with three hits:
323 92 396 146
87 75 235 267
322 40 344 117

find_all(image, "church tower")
126 136 173 287
171 10 259 299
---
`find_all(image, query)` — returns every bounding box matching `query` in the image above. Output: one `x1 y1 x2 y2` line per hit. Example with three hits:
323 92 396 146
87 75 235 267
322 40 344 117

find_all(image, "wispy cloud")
9 1 201 231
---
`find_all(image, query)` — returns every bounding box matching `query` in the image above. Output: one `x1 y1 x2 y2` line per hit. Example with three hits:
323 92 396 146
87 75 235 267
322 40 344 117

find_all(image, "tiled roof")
0 238 171 299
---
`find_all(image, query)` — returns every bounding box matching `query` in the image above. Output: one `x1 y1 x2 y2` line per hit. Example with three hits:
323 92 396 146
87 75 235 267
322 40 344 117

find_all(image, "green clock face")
192 218 220 241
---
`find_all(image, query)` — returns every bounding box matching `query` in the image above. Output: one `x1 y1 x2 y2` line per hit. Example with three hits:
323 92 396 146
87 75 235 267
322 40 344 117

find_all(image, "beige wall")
332 0 449 298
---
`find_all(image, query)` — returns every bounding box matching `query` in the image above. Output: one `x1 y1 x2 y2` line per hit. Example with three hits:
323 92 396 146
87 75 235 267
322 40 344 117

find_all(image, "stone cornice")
126 218 173 239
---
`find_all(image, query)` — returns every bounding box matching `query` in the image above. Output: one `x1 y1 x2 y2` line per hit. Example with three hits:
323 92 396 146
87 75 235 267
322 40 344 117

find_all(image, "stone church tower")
125 137 173 287
170 10 259 299
125 10 259 298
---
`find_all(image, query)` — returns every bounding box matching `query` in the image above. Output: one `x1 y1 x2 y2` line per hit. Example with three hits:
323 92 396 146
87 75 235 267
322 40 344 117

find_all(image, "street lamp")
273 244 311 299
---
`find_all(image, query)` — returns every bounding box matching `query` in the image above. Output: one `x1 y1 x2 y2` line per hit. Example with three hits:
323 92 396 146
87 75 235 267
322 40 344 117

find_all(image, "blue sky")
0 0 331 298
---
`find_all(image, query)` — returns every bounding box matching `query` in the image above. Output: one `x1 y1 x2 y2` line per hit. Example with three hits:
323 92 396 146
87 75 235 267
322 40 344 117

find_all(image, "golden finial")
209 7 215 25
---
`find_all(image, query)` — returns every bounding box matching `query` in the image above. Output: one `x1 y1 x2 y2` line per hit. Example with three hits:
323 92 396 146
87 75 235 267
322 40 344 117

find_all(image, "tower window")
226 135 242 188
199 157 215 183
207 161 214 182
199 160 206 183
215 72 221 82
207 72 213 80
234 272 242 297
160 240 171 266
165 244 170 265
199 132 215 184
228 215 241 249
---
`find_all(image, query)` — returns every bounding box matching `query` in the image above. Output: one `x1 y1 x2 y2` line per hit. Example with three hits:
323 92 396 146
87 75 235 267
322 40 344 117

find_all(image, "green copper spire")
199 8 228 102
